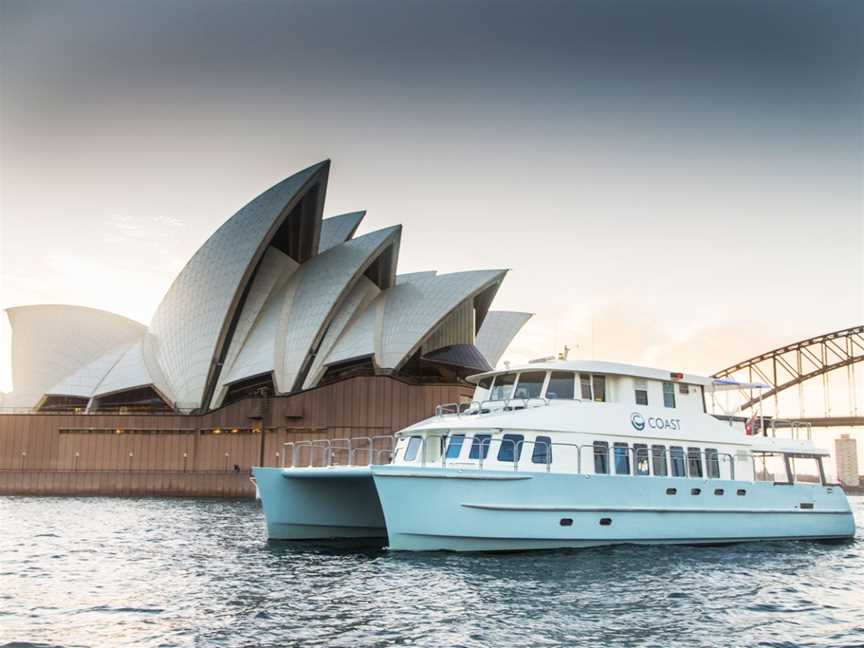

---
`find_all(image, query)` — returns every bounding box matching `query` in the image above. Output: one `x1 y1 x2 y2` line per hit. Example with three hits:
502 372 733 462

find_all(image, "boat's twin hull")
252 466 855 551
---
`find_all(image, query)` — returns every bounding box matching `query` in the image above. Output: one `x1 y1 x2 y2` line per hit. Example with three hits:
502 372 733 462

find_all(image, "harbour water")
1 496 862 648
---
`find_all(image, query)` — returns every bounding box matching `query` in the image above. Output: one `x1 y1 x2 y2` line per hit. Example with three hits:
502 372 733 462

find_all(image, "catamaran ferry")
252 361 856 551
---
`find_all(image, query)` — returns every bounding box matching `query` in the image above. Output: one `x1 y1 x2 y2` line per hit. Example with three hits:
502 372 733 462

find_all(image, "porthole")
714 489 724 496
599 518 612 526
737 489 747 496
666 488 677 495
560 518 573 526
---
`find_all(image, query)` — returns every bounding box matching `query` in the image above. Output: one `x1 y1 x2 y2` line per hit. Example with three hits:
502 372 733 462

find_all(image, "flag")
744 411 758 435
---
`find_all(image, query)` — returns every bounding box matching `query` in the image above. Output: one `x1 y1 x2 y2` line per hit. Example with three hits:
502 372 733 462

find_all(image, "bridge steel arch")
712 325 864 425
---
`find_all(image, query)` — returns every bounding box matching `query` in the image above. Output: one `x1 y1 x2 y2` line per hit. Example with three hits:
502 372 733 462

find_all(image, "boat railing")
765 418 812 441
282 435 395 468
434 397 550 418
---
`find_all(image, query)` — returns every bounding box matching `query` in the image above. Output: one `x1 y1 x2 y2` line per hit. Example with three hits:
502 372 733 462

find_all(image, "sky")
1 0 863 434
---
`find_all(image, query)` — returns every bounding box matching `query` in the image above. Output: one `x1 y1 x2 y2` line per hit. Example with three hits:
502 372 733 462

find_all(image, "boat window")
614 442 630 475
477 376 493 389
497 434 524 462
439 435 449 455
593 441 609 474
679 383 690 394
634 443 650 475
592 375 606 402
634 379 648 406
532 435 553 464
788 454 823 485
514 371 546 399
687 447 704 478
468 434 492 459
670 446 686 477
445 435 465 459
490 373 517 400
547 371 575 399
404 436 422 461
580 374 593 400
663 382 676 408
652 445 668 476
705 448 720 479
754 452 790 483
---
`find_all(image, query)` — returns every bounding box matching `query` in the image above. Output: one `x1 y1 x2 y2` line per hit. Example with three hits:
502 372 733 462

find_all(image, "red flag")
744 411 758 435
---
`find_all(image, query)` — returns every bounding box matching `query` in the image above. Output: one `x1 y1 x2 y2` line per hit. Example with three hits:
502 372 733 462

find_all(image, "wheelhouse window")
514 372 545 399
468 434 492 459
634 443 649 475
546 372 575 400
788 454 825 484
663 382 676 408
477 376 493 389
614 442 630 475
497 434 524 462
445 434 465 459
593 441 609 474
670 446 686 477
580 374 592 400
490 373 517 400
532 435 553 465
634 379 648 406
592 375 606 402
687 447 703 478
404 436 422 461
652 445 668 476
705 448 720 479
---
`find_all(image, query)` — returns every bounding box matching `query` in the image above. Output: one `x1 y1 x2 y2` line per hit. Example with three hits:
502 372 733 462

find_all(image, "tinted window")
477 377 493 389
580 374 592 400
687 447 703 478
446 435 465 459
593 441 609 474
705 448 720 478
514 372 546 399
404 436 422 461
634 443 649 475
670 446 686 477
592 375 606 402
663 382 676 408
614 443 630 475
490 373 516 400
497 434 524 462
635 388 648 406
547 372 575 400
468 434 492 459
652 445 668 476
532 435 553 464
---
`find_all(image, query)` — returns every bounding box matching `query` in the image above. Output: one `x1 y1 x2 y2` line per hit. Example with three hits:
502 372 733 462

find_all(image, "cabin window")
490 373 517 400
532 435 553 464
477 377 493 389
514 371 546 399
592 375 606 402
670 446 686 477
547 372 575 400
754 452 790 483
468 434 492 459
663 382 676 408
687 447 703 478
679 383 690 394
497 434 524 462
652 445 668 476
634 443 650 475
580 374 592 400
445 434 465 459
788 454 824 485
404 436 422 461
614 443 631 475
634 379 648 406
705 448 720 479
593 441 609 474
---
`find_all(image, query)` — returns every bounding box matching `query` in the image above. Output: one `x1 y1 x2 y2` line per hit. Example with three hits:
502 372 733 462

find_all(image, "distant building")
835 434 860 486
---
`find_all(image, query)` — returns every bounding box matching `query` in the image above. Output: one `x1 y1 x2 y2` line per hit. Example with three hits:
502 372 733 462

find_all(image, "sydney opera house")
0 161 529 493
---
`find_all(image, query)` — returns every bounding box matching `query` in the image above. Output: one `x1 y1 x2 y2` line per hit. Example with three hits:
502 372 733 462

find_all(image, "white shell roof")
276 226 401 391
144 161 328 409
4 305 145 408
475 311 533 367
318 211 365 252
324 269 507 370
47 342 134 398
91 338 169 401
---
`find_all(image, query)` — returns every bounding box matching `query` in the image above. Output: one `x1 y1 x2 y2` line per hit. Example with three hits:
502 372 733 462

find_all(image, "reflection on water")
0 496 862 647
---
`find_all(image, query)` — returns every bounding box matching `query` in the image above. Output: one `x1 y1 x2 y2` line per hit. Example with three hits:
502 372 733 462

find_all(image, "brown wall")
0 376 473 496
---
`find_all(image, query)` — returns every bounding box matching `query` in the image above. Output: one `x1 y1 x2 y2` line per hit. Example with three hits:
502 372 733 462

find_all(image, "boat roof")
467 360 714 387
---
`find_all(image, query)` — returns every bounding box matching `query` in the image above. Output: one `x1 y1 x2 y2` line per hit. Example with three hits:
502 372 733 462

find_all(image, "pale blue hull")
372 467 856 552
253 467 386 540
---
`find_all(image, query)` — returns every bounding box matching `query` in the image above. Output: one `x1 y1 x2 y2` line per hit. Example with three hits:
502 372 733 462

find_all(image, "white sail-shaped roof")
90 338 173 403
318 211 365 252
275 226 401 392
144 161 329 409
3 305 145 409
46 342 134 399
474 311 533 367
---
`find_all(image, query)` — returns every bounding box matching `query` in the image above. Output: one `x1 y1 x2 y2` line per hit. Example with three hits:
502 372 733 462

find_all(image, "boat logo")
630 412 646 431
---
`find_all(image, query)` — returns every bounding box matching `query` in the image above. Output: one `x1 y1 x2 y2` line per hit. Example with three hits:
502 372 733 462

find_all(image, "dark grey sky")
1 0 862 378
